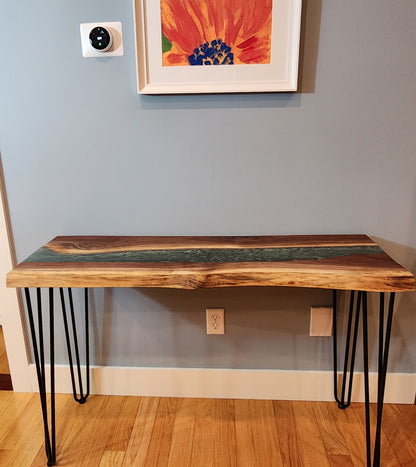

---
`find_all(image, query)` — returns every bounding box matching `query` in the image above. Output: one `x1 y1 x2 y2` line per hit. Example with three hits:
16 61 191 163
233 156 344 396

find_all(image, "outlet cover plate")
206 308 225 335
310 306 333 336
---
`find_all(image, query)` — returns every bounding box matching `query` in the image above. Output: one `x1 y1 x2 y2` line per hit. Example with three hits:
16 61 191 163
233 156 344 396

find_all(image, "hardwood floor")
0 392 414 466
0 327 10 374
0 326 12 391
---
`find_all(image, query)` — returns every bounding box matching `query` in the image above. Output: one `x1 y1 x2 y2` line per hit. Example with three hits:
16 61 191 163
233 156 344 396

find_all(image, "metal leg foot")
59 288 90 404
333 290 361 409
25 288 56 466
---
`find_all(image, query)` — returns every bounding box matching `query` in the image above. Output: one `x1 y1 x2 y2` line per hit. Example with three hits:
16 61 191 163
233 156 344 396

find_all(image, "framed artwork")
133 0 302 94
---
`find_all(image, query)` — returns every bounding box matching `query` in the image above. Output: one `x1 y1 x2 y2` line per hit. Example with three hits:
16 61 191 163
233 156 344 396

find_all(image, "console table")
7 235 415 466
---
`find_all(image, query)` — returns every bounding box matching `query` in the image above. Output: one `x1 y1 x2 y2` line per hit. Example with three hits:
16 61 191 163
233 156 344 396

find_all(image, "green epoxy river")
24 245 384 264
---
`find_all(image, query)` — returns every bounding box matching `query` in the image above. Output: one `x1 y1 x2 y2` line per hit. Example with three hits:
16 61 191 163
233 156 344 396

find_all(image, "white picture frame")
133 0 302 94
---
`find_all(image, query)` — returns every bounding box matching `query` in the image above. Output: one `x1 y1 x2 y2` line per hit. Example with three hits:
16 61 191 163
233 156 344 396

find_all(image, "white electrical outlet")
310 306 333 336
206 308 225 334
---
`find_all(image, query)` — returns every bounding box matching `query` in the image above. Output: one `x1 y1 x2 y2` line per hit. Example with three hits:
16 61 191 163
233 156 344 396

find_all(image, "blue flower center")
188 39 234 65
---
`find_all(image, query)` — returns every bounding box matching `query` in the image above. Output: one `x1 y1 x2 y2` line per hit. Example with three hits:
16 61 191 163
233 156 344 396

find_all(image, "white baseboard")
24 365 416 404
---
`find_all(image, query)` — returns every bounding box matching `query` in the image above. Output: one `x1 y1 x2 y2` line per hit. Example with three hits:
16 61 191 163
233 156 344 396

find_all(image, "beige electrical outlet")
206 308 225 334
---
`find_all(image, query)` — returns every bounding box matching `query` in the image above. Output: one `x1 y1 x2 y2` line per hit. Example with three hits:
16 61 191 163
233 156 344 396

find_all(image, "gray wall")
1 1 415 372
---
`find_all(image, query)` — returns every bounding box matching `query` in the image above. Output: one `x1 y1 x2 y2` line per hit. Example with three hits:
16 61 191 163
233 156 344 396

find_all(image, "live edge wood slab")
6 235 415 292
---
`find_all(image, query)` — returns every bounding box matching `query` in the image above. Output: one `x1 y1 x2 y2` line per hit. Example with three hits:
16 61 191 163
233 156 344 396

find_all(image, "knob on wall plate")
89 26 113 52
80 21 124 58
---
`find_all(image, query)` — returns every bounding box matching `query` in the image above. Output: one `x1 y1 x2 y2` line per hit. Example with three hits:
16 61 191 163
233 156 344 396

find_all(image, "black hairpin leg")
59 288 90 404
362 291 396 467
333 289 361 409
25 288 56 466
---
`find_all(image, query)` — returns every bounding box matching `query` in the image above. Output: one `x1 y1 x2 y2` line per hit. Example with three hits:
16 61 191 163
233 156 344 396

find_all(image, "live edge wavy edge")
6 235 416 292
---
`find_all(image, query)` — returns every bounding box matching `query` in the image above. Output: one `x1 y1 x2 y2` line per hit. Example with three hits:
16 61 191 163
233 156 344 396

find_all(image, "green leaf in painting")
162 32 172 53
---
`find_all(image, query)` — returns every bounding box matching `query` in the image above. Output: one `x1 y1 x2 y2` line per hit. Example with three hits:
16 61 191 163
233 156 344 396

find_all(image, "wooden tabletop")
6 235 415 292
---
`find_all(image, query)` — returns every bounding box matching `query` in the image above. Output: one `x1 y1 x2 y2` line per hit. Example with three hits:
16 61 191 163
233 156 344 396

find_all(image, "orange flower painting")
161 0 273 66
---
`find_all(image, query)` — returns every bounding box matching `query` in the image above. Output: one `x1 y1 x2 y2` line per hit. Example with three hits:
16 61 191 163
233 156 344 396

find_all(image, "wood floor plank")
144 397 179 467
0 450 16 466
234 399 257 467
190 398 217 467
5 394 66 467
272 400 303 466
52 396 135 466
0 393 414 467
340 403 401 467
337 403 367 466
2 394 67 467
101 396 142 452
1 403 46 466
30 445 54 467
0 392 33 445
56 395 107 466
189 398 238 467
123 397 159 466
394 403 416 431
370 404 402 467
328 454 354 466
212 399 237 467
1 393 42 450
313 401 351 457
251 399 283 466
382 404 416 466
0 390 13 417
292 400 331 466
81 396 136 466
235 399 283 466
99 451 125 466
166 398 195 467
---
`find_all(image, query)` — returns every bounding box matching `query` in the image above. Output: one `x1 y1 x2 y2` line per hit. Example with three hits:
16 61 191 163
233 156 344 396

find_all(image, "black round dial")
89 27 112 51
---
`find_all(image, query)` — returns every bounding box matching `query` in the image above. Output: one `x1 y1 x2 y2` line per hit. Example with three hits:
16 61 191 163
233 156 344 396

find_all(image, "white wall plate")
80 21 124 58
